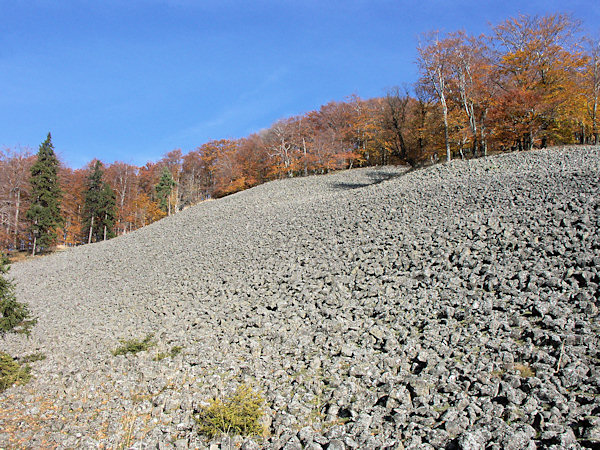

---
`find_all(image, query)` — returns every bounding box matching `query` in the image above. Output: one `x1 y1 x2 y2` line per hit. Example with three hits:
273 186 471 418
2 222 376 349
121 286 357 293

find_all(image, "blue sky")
1 0 599 168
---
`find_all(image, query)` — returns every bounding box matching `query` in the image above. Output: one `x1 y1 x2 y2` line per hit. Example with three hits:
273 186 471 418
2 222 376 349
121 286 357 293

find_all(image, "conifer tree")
83 161 117 243
0 253 36 392
26 133 63 255
0 254 35 337
155 167 176 215
99 183 117 241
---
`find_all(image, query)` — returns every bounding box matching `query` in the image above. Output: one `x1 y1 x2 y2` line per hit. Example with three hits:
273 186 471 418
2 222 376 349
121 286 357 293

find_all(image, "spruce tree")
155 167 176 215
0 254 36 392
26 133 63 255
82 161 117 243
99 183 117 241
0 254 36 337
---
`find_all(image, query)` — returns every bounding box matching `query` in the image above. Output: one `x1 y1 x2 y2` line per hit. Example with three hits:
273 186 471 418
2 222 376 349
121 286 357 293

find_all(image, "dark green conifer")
26 133 63 255
155 167 176 215
82 161 117 243
0 254 36 337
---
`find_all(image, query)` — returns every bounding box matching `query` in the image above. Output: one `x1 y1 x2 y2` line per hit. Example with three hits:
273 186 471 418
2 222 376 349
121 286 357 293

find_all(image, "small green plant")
112 333 155 356
153 345 183 361
195 384 265 438
0 351 31 392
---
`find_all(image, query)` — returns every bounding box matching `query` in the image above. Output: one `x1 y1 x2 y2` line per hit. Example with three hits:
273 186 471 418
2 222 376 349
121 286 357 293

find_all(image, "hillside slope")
1 147 599 449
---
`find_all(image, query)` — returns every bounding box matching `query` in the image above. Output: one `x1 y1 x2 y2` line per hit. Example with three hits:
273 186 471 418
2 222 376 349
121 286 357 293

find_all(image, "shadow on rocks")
330 167 412 191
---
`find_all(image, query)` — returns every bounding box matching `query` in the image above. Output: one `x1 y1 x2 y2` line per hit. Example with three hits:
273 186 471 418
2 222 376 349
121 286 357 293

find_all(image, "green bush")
0 352 31 392
112 333 155 356
195 384 265 438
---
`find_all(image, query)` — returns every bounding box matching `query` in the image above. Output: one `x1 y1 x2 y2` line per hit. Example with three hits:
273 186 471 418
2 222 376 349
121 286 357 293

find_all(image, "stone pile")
1 146 599 449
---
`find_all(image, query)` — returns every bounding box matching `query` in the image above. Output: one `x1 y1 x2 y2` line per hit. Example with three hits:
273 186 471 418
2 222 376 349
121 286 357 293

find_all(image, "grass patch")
153 345 183 361
112 334 155 356
0 352 31 392
514 363 536 378
491 369 505 378
195 384 265 438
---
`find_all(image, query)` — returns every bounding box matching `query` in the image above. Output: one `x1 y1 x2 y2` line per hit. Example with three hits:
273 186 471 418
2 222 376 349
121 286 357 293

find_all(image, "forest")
1 13 599 255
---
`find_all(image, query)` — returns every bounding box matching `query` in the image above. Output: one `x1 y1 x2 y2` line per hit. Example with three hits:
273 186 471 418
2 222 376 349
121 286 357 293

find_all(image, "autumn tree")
382 87 413 163
59 167 86 247
0 147 33 252
417 31 455 161
179 150 205 208
132 193 165 227
305 101 362 171
210 139 255 197
345 96 382 166
447 31 493 156
83 161 116 243
263 118 301 178
583 36 600 144
413 84 439 160
105 162 139 235
490 13 587 149
26 133 63 255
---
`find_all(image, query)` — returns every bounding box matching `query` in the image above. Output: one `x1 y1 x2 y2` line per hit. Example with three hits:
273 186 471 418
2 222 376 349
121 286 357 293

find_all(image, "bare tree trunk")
441 94 451 161
13 189 20 250
88 215 94 244
302 137 308 177
32 236 37 256
480 109 488 156
173 185 179 213
592 96 598 144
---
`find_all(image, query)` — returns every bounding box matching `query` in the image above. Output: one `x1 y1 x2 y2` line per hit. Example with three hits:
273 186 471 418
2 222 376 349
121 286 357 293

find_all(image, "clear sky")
1 0 599 168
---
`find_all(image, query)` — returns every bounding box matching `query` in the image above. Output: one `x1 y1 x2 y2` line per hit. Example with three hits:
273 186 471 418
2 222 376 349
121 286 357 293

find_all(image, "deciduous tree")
490 13 587 148
417 31 456 161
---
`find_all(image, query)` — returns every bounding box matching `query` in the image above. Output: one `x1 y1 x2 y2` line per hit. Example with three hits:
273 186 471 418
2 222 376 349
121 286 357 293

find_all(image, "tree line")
0 13 598 255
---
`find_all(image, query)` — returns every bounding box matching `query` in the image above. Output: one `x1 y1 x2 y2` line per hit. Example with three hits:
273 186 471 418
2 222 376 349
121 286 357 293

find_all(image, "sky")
1 0 599 169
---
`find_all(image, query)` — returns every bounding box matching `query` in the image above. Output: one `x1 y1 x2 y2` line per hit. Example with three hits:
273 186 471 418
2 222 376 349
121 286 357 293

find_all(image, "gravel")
1 146 599 449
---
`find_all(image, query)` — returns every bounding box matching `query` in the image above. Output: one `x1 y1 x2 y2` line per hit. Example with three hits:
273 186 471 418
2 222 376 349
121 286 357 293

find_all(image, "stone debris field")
1 146 599 449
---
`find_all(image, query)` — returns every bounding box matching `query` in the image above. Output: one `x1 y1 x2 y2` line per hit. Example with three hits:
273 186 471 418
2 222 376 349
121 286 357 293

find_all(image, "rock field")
1 146 599 449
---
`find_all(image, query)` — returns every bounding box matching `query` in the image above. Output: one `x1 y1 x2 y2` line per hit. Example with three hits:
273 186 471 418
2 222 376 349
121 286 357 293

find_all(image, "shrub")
0 352 31 392
195 384 265 438
112 333 155 356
